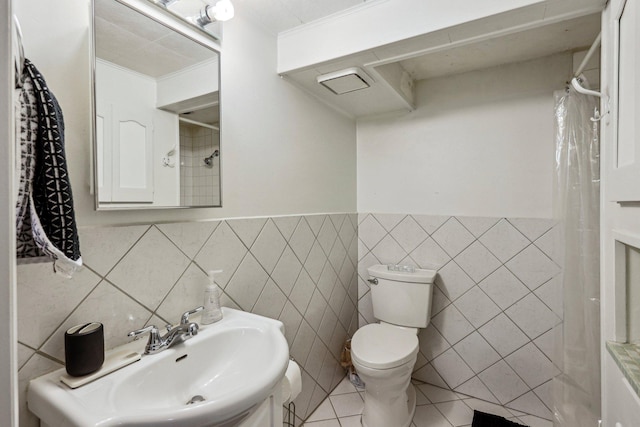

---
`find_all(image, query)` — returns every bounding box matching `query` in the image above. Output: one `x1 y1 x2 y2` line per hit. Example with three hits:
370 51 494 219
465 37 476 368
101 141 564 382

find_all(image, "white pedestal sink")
28 308 290 427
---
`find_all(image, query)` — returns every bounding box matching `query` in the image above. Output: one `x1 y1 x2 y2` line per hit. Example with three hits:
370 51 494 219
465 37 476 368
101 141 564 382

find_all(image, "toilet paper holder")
283 357 298 427
284 401 296 427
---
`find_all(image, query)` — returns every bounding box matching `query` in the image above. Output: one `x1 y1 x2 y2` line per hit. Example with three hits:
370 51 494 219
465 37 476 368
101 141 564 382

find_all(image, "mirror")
93 0 221 209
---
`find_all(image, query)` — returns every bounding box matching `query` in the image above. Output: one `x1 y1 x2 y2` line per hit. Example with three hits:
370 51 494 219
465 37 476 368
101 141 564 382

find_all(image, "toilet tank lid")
367 264 436 283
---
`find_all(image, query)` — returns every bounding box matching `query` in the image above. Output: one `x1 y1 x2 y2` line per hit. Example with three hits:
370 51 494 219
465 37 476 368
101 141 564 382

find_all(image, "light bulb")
193 0 234 27
208 0 234 22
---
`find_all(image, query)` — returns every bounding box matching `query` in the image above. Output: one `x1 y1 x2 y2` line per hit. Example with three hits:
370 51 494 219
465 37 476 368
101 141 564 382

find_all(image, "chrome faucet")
128 306 204 355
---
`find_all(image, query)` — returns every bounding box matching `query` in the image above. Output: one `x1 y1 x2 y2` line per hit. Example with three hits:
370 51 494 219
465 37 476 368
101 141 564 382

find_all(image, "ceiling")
263 0 602 117
95 0 215 78
94 0 220 124
399 13 601 81
281 12 600 117
94 0 360 77
231 0 368 34
97 0 601 84
96 0 602 118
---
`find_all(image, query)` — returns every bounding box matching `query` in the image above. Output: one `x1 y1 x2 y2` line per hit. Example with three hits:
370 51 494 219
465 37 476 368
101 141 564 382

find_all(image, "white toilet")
351 264 436 427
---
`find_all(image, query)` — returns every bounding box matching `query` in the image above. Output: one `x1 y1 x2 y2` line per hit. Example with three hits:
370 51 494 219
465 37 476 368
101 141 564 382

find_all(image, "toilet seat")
351 323 419 370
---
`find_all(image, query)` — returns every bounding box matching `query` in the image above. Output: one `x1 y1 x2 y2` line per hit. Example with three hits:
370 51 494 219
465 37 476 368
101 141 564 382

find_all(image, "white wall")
156 58 218 108
357 53 572 218
217 10 356 218
153 108 181 206
16 0 356 227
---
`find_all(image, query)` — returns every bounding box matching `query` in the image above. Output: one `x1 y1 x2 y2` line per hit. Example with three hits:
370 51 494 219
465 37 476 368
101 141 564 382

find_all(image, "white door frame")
1 0 19 426
601 0 640 425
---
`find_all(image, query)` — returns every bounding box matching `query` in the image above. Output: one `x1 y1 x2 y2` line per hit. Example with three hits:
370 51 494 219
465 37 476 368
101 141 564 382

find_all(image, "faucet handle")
128 325 162 354
128 325 158 338
180 306 204 325
186 322 199 337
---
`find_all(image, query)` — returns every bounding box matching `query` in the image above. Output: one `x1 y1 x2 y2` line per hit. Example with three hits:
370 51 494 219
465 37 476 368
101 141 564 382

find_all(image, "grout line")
34 277 103 356
303 381 549 427
100 224 153 279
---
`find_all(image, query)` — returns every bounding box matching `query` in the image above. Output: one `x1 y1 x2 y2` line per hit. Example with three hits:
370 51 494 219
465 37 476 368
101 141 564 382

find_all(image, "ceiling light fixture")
193 0 235 26
155 0 179 7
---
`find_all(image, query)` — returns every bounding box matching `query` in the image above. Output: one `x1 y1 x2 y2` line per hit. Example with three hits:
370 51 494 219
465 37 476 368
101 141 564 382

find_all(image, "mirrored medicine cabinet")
92 0 222 210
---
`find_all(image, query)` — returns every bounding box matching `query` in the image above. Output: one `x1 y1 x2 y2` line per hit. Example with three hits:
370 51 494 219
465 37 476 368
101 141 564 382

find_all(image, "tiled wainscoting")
17 213 359 427
358 214 562 420
15 212 562 426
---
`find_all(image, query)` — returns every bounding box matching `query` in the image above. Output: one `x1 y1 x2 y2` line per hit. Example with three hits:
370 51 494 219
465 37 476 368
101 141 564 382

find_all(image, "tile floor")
302 378 553 427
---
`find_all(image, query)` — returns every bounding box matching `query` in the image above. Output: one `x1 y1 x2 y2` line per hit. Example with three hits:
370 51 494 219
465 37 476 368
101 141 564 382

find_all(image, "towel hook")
162 145 176 168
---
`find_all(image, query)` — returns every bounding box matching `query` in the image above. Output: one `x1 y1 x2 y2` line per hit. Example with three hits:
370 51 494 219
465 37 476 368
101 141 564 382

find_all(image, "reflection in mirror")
93 0 221 209
146 0 232 40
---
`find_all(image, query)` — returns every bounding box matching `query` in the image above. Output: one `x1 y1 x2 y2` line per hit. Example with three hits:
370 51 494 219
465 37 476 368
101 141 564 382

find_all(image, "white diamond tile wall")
16 214 358 427
358 214 562 421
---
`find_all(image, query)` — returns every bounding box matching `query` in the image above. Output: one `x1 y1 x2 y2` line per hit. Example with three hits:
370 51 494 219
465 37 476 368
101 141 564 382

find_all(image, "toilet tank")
367 264 437 328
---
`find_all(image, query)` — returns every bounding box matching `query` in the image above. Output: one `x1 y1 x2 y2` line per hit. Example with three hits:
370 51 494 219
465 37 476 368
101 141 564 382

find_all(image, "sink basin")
28 308 290 427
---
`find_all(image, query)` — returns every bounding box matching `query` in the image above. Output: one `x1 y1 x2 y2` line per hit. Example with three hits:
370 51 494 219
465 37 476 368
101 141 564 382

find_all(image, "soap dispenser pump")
202 270 223 324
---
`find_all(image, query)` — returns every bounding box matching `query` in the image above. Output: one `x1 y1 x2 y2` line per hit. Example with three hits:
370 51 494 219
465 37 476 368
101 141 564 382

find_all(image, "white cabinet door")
111 106 154 203
96 103 112 203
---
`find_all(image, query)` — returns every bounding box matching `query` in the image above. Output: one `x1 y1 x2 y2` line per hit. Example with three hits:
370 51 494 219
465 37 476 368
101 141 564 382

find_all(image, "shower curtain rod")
569 31 608 121
571 32 605 100
574 32 601 78
179 116 219 131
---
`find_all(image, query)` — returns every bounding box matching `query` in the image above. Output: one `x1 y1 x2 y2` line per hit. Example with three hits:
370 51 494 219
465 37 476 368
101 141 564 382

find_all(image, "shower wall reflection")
179 123 220 206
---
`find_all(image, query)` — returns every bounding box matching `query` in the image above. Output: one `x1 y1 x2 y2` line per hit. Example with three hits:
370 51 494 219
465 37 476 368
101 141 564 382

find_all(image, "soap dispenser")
202 270 223 324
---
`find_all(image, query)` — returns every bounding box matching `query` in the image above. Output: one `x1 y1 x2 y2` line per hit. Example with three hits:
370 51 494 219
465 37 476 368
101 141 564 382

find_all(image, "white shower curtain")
552 84 600 426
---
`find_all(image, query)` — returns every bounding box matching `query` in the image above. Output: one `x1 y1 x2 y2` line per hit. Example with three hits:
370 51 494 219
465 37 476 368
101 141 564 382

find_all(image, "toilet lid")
351 323 419 370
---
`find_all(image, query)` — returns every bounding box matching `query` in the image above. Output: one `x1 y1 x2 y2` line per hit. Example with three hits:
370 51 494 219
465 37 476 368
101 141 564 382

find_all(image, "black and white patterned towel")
16 58 82 277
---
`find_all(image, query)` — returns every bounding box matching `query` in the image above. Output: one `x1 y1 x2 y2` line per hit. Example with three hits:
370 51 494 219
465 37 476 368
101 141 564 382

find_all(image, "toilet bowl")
351 323 419 427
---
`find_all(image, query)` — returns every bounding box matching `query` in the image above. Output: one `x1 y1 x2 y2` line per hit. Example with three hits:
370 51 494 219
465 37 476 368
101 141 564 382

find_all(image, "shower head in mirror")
204 150 219 167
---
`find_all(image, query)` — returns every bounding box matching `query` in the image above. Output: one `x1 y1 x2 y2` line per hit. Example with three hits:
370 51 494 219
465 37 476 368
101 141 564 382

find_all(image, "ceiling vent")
317 67 373 95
